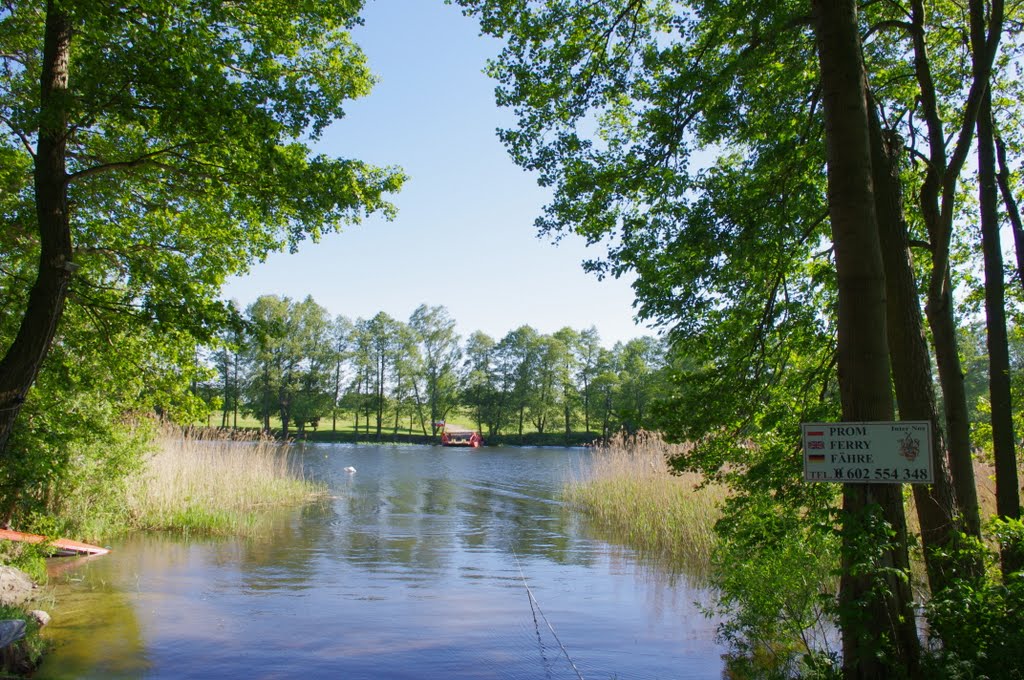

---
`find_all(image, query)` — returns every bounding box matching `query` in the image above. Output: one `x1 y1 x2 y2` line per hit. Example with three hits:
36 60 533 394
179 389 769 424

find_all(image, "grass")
121 427 327 537
563 430 727 574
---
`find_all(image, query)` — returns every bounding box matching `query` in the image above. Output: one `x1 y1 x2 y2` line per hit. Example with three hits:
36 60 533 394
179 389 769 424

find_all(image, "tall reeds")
122 427 326 536
564 431 726 574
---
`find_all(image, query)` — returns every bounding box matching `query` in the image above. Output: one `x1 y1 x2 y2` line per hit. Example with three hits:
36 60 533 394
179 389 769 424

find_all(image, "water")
35 444 725 679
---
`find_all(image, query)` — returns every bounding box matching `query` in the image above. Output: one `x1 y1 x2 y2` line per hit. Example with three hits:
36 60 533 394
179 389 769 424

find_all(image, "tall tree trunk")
911 0 996 539
977 89 1021 574
813 1 921 676
994 134 1024 290
221 351 231 428
927 284 981 535
0 4 74 475
279 403 290 439
868 97 962 592
232 355 238 428
332 361 340 432
392 378 400 437
583 381 591 434
375 357 384 440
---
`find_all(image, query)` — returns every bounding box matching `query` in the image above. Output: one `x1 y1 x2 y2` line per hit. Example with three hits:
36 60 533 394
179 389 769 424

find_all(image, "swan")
343 466 356 473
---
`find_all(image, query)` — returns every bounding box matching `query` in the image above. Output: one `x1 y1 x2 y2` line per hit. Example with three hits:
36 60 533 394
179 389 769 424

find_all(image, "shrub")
924 518 1024 679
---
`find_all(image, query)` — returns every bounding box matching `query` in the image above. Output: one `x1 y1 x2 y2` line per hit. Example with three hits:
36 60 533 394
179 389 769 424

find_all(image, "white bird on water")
343 466 356 473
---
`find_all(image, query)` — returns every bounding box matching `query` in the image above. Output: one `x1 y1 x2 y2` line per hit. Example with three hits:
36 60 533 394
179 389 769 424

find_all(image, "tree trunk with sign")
813 0 921 676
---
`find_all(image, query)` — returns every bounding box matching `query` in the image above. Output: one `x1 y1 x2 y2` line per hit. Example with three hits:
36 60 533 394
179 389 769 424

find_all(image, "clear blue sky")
221 0 652 346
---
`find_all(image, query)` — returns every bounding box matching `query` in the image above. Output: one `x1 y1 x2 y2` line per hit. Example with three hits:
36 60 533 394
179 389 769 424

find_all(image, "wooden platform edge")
0 528 110 556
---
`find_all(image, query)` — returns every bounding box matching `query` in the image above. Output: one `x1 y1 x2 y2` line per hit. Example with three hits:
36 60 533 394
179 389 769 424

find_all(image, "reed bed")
123 428 326 536
564 431 726 573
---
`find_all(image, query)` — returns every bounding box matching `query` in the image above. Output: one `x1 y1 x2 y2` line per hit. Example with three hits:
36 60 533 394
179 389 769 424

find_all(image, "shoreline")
197 427 605 448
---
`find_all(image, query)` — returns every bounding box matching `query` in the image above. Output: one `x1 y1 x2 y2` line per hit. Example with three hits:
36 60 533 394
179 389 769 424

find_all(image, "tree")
347 319 376 435
365 312 404 440
894 0 1006 539
0 1 404 464
463 331 502 435
204 301 243 429
978 88 1020 572
237 295 334 438
389 320 421 438
409 305 462 438
330 315 354 432
615 337 664 434
591 347 621 439
553 327 582 437
241 295 291 434
575 327 603 435
455 0 996 671
289 297 335 436
497 325 542 437
528 333 565 434
813 0 920 671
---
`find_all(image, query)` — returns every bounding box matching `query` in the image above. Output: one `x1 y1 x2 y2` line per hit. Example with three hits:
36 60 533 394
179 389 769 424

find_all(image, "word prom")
801 421 934 484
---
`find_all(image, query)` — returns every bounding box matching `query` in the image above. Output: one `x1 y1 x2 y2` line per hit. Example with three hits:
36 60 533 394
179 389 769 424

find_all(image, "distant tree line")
194 295 669 441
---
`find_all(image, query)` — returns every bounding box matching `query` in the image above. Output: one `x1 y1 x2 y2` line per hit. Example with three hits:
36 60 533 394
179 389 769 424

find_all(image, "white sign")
802 421 933 484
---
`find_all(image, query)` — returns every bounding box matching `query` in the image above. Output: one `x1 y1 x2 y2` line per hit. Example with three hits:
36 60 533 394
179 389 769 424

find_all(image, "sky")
220 0 653 346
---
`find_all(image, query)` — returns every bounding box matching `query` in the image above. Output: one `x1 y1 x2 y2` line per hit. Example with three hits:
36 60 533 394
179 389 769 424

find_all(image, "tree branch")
66 144 190 183
0 115 35 157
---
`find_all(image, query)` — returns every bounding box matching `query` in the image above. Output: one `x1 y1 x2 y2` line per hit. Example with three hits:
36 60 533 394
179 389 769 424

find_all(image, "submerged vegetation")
564 431 725 574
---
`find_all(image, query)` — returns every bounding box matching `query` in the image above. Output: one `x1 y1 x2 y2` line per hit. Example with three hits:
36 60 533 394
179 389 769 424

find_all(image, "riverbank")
1 427 327 676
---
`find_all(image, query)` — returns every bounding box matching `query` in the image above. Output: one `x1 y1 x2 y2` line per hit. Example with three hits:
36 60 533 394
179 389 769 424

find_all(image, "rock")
0 620 25 648
0 567 36 607
26 610 49 627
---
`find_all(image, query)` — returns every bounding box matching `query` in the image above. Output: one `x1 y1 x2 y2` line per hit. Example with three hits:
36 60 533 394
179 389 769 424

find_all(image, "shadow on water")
36 444 726 680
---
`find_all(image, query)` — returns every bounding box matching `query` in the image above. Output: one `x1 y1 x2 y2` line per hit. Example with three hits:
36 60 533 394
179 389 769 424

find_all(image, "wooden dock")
0 528 109 556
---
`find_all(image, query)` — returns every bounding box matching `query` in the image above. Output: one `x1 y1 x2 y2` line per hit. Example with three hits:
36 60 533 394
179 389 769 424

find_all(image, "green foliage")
0 540 48 586
0 0 407 531
965 323 1024 461
221 303 670 443
410 304 463 433
240 295 338 437
0 302 161 530
456 0 1024 675
708 455 841 678
925 519 1024 679
1 0 406 343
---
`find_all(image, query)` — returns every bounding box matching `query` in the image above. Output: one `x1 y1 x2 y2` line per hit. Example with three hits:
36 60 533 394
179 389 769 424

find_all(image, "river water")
35 444 725 679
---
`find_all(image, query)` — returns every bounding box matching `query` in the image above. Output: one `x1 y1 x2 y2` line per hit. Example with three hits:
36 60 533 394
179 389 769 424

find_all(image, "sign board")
802 421 933 484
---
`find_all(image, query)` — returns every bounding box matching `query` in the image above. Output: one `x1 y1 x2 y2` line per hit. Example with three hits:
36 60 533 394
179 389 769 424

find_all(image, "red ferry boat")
440 430 483 448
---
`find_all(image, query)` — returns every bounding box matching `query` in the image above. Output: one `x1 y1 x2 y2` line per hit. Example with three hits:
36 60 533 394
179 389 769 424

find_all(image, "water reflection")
37 444 725 679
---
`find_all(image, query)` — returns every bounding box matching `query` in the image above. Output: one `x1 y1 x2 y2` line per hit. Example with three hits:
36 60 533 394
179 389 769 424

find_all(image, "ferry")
440 429 483 448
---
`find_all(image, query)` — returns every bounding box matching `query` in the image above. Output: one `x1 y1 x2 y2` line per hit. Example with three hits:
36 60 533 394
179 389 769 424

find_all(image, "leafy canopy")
0 0 406 341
